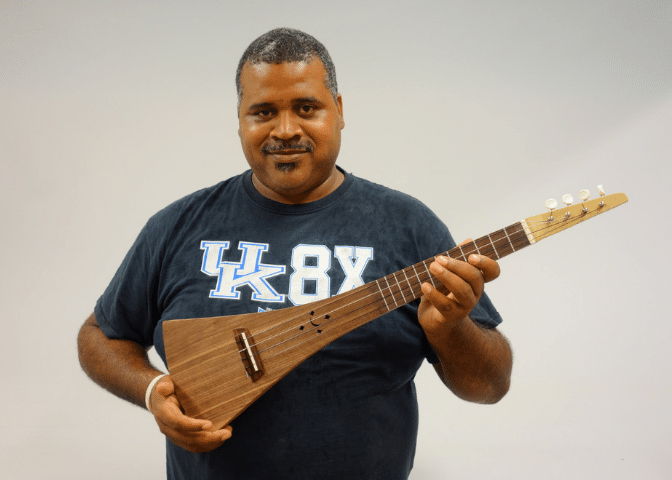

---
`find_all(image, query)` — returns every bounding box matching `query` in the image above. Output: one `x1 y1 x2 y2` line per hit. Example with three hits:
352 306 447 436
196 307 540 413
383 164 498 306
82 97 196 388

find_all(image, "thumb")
155 376 175 398
150 376 178 414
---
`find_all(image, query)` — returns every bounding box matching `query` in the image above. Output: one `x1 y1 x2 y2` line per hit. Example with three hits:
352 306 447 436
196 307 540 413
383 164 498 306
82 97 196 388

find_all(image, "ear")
237 105 243 140
336 94 345 130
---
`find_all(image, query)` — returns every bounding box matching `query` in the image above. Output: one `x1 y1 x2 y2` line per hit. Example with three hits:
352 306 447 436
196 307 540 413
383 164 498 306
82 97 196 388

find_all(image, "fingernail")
437 255 448 265
469 254 479 263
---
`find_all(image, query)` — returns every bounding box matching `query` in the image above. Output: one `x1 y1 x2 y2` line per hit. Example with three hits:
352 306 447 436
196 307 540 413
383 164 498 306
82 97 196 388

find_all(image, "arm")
418 250 512 404
77 313 232 452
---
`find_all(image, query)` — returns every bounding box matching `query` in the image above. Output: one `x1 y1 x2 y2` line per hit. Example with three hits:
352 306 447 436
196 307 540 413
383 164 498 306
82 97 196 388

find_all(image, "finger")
433 256 482 302
467 254 500 283
152 377 214 431
421 279 461 314
164 424 233 453
421 263 474 325
159 400 214 432
151 378 233 453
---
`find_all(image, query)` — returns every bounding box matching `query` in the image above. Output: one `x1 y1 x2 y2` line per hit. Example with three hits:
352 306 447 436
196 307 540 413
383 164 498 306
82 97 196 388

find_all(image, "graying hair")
236 28 338 105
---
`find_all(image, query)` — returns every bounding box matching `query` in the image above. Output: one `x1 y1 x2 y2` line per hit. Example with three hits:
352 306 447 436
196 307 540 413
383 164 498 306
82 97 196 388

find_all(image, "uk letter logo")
200 241 286 302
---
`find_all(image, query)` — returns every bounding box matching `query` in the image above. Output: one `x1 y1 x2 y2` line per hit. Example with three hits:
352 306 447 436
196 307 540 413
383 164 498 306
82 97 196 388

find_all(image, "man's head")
237 29 345 205
236 28 338 106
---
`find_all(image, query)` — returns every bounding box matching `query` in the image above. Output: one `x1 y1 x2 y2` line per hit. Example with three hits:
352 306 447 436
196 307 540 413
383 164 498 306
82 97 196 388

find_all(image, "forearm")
429 317 512 404
77 312 163 409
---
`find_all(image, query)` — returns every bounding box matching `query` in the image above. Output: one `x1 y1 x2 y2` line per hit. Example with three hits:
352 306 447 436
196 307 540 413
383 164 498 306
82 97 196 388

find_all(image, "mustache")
262 143 314 154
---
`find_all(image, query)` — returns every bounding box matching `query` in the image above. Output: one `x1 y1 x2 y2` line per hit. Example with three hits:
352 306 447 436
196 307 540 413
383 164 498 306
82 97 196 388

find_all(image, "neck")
251 168 344 205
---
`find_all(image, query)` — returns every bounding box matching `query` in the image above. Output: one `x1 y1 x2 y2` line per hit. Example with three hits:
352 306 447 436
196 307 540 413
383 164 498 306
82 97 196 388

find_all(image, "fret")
487 233 499 259
394 272 407 303
475 236 495 259
504 223 530 255
457 244 467 261
411 264 422 289
376 279 390 311
493 228 512 257
401 268 413 295
502 227 515 252
422 259 436 287
383 276 397 307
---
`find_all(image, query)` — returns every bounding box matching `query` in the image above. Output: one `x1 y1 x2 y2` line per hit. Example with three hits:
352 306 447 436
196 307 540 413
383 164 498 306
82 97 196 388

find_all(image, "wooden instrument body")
164 283 384 430
164 192 628 431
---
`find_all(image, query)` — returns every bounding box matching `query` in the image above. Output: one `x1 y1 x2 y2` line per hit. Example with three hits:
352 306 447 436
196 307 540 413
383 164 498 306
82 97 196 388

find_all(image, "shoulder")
128 173 248 252
346 174 427 208
145 173 245 228
346 173 446 226
342 172 454 254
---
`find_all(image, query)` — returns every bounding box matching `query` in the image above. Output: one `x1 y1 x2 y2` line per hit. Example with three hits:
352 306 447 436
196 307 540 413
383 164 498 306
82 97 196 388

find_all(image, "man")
78 28 512 479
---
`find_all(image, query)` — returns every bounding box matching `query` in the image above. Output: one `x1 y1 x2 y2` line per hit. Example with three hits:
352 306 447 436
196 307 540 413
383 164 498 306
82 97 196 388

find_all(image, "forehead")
238 60 331 105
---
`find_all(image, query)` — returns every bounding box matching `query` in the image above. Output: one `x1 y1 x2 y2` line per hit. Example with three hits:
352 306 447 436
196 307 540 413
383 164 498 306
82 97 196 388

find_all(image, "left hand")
418 240 500 336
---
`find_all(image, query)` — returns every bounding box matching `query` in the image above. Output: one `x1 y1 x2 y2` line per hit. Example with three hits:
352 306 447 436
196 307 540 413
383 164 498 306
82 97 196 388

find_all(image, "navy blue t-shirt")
95 168 501 479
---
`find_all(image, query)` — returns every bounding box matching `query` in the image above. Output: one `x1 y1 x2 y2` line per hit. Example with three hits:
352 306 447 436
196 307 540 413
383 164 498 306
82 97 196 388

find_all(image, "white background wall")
1 1 670 479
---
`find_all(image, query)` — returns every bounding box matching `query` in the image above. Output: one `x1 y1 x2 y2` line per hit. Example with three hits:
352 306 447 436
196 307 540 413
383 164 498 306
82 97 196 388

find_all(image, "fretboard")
372 222 531 313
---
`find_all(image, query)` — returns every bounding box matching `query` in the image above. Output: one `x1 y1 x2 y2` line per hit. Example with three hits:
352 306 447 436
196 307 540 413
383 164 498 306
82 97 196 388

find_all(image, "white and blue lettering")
289 245 331 305
200 241 285 302
334 246 374 294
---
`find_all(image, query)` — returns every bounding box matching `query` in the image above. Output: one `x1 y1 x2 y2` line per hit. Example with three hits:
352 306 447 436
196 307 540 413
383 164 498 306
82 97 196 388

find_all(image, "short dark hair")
236 28 338 104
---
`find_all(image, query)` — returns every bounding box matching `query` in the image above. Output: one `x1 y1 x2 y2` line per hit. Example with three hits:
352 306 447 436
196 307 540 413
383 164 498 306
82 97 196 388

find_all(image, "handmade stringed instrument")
164 187 628 430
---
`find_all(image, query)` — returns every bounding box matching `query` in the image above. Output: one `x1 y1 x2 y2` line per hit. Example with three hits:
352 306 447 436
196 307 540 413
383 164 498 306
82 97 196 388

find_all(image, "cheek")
312 122 339 149
239 126 264 150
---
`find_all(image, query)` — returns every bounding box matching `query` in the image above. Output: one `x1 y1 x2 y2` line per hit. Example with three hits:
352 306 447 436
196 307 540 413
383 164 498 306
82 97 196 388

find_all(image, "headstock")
521 186 628 244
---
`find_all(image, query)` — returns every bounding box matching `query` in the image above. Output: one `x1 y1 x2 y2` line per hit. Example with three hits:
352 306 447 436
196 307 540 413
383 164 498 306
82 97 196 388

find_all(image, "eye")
256 109 273 118
298 105 316 115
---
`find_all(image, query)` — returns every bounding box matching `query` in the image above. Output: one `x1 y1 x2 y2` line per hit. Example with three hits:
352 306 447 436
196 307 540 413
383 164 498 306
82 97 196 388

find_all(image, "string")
244 209 602 365
240 222 533 359
237 222 534 364
255 230 536 363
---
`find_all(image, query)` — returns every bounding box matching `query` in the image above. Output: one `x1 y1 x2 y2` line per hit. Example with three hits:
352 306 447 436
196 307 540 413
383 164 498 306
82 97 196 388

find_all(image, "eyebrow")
247 97 325 112
247 102 274 111
293 97 323 105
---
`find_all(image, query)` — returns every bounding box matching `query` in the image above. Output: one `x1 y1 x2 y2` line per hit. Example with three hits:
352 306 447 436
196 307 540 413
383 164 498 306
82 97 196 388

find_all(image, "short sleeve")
94 225 161 347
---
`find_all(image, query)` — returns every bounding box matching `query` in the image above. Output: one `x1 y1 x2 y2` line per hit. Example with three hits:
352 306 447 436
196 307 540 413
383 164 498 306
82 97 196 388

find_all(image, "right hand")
149 375 232 453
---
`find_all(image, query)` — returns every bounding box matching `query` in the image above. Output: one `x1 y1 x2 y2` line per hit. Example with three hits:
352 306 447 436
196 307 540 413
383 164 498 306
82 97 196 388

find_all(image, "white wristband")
145 374 167 413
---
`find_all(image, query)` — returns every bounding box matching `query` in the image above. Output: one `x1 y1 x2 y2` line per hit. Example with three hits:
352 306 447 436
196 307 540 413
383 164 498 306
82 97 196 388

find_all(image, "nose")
271 111 301 140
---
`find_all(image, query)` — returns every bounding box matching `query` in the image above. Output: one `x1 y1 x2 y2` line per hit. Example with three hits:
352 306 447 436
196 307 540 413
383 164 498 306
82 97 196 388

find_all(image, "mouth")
269 150 308 155
261 143 313 156
261 144 312 173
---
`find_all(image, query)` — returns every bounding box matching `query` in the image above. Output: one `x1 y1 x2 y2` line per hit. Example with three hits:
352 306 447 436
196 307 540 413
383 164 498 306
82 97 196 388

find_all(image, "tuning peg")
545 198 557 221
579 189 590 213
561 194 573 219
597 185 606 207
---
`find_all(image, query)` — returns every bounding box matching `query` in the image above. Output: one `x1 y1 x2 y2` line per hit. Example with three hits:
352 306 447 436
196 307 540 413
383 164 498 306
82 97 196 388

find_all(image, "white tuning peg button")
545 199 557 221
597 185 605 197
562 194 574 219
579 189 590 213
